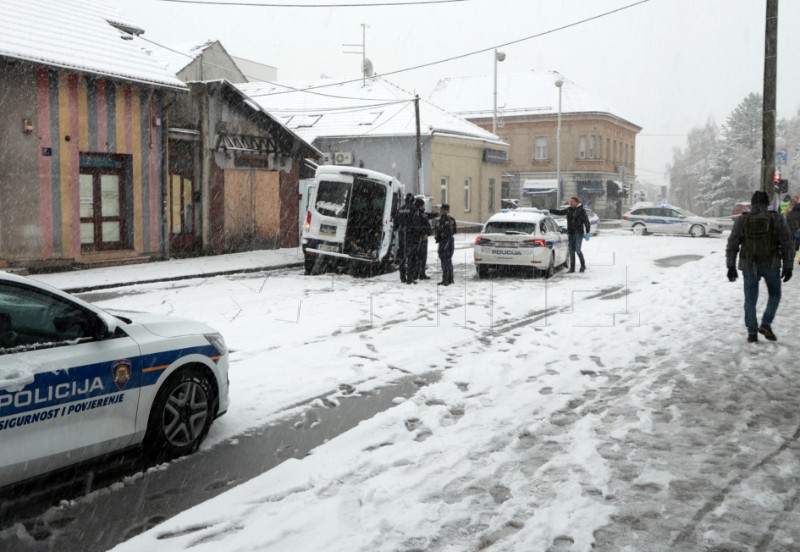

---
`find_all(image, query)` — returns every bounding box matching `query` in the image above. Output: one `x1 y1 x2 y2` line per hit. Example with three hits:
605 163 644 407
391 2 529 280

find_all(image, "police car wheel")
146 368 215 459
543 254 555 279
689 224 705 238
632 223 647 235
476 265 489 279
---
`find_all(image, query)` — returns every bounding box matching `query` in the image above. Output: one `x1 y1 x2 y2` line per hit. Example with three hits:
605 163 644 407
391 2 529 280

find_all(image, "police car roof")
486 210 550 224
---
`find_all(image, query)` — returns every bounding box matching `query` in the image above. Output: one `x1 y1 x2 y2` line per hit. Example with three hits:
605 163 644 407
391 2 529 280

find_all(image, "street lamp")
555 78 563 207
492 49 506 135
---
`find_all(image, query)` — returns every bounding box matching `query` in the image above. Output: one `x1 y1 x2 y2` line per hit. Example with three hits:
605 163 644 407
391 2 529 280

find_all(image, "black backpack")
741 211 778 261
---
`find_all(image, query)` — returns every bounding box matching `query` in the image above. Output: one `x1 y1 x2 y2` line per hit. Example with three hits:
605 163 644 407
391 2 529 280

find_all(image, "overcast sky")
119 0 800 189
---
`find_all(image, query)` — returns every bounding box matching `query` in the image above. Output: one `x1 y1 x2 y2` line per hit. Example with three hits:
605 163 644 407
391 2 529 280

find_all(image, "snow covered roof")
235 77 507 146
210 80 322 158
0 0 186 90
138 39 216 76
429 70 640 129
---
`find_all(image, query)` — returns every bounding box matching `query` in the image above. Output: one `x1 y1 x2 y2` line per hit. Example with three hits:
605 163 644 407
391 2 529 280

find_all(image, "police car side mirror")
560 227 568 234
96 312 121 339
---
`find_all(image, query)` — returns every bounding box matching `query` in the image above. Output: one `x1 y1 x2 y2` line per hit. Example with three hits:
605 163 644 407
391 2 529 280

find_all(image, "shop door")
169 142 196 252
79 168 126 251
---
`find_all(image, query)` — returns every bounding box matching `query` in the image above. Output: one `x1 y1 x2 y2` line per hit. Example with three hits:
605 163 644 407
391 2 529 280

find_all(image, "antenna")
343 23 368 86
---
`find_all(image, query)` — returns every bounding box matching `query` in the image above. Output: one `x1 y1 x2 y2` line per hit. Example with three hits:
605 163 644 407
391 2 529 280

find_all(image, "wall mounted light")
22 118 33 134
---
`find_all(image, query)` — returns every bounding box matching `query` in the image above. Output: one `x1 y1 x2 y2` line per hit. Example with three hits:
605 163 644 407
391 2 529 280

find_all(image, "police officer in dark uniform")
435 204 457 286
394 193 415 283
417 198 433 280
404 197 427 284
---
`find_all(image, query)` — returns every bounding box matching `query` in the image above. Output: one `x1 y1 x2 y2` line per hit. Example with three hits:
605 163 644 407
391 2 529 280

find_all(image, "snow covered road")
22 231 800 550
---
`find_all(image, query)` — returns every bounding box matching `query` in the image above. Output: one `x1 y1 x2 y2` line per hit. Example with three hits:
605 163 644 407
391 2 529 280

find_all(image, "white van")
302 166 406 275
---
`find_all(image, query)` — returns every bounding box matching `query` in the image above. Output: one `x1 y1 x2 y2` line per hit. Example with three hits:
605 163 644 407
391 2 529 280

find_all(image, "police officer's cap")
440 203 450 211
405 193 415 202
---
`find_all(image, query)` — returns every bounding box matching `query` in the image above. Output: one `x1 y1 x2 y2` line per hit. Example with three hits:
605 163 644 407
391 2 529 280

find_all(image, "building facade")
240 78 509 226
0 1 187 270
430 71 642 218
166 81 319 255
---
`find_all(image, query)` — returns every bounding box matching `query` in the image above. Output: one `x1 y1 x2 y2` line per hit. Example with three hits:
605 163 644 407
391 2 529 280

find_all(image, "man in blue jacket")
550 197 591 273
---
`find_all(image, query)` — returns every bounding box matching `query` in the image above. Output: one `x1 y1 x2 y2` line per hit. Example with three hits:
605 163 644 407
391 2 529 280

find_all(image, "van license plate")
320 224 337 236
318 243 338 252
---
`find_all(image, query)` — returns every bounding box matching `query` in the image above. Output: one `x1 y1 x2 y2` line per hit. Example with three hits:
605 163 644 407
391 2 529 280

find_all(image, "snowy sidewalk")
33 247 304 292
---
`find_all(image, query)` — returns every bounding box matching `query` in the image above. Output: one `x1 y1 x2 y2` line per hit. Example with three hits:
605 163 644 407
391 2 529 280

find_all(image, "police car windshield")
484 221 536 235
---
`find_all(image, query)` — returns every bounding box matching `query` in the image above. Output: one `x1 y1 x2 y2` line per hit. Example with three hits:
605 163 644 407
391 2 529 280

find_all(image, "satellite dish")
363 58 374 78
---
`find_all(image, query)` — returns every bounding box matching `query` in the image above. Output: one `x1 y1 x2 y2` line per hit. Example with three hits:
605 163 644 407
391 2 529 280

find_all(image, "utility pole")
761 0 778 201
414 95 423 195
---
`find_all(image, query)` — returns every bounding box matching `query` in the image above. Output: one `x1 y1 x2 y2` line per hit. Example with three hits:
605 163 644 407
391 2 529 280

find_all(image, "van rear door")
343 177 388 260
309 173 354 252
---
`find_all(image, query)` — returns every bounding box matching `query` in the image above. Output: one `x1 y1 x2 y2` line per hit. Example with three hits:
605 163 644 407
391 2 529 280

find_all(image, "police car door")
0 281 141 486
542 218 563 265
668 209 690 234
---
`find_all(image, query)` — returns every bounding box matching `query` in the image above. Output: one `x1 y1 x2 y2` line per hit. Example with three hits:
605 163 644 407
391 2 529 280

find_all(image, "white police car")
473 210 569 278
622 204 722 237
0 272 229 488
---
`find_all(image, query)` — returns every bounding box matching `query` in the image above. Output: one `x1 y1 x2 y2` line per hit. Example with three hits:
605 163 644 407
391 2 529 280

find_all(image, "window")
484 221 535 234
440 177 449 205
606 138 610 160
534 137 548 160
579 136 586 159
170 174 193 234
589 136 595 159
464 177 471 212
169 144 194 237
315 180 351 218
598 136 602 159
488 179 496 212
0 283 98 352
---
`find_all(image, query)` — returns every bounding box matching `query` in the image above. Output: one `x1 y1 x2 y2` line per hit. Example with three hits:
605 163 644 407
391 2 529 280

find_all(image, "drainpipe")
200 84 211 251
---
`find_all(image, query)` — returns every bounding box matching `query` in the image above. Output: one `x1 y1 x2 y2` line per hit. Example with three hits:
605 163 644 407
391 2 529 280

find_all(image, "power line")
136 34 402 102
156 0 467 7
251 0 653 98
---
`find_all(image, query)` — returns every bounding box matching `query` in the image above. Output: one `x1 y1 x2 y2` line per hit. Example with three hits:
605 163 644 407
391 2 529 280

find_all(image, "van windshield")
483 221 537 234
316 180 351 218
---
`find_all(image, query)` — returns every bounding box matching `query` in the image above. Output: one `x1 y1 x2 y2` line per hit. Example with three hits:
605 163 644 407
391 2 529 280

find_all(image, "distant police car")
621 204 722 237
0 273 229 488
473 210 569 278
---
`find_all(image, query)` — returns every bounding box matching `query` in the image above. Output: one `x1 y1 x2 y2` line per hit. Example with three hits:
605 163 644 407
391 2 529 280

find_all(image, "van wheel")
477 265 489 279
304 254 315 275
145 368 215 461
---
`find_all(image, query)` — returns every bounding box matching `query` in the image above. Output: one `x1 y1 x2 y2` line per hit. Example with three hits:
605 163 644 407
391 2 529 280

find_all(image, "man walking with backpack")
726 190 795 343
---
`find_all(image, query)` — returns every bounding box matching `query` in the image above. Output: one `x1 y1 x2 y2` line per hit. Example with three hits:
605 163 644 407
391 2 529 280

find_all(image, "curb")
63 262 304 294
